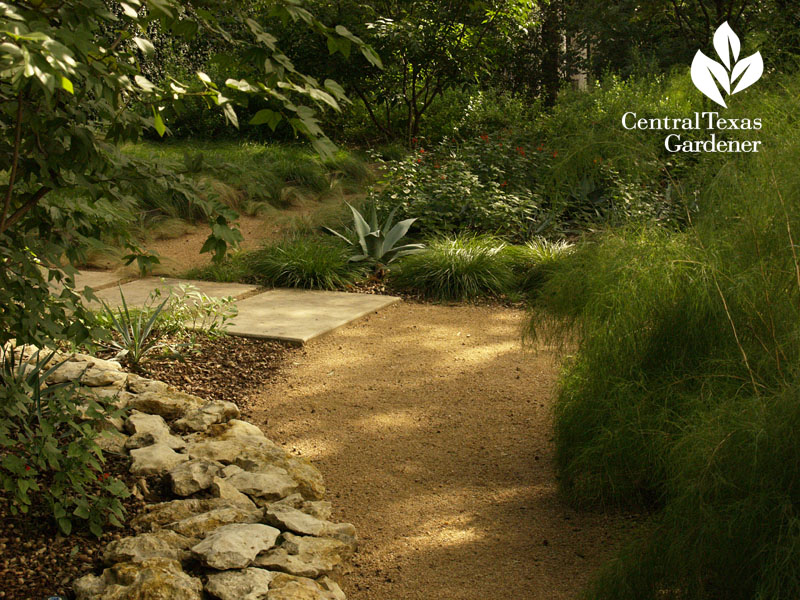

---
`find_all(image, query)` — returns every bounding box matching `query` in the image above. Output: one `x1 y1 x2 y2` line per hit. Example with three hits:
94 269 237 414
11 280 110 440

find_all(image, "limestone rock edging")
14 347 359 600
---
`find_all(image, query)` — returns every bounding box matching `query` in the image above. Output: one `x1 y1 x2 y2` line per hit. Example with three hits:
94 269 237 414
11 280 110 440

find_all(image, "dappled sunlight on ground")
249 302 633 600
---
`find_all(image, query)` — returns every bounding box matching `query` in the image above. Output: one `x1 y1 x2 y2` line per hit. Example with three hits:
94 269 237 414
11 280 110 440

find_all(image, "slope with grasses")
529 71 800 599
120 141 373 233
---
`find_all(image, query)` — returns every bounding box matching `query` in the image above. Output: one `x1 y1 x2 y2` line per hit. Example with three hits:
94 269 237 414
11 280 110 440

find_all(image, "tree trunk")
541 0 563 107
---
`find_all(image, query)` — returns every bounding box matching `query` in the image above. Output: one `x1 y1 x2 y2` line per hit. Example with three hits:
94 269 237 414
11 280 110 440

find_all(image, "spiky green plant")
323 203 425 267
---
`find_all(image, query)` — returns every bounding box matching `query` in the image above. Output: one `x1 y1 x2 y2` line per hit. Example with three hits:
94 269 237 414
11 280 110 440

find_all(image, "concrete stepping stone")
60 270 401 344
225 289 401 343
49 269 125 294
90 277 259 308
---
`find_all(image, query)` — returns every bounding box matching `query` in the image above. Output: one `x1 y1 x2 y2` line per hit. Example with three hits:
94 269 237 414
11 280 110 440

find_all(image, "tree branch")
352 84 391 138
0 187 51 235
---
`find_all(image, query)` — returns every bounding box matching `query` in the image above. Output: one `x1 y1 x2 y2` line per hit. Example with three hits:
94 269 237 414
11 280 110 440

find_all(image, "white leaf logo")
690 21 763 108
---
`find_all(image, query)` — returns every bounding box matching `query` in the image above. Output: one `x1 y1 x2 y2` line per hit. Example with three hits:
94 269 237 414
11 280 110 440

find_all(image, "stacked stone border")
15 347 356 600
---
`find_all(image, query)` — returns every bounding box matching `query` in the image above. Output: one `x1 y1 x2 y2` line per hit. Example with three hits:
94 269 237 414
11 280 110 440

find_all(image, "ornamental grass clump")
528 72 800 600
389 234 515 301
246 237 365 290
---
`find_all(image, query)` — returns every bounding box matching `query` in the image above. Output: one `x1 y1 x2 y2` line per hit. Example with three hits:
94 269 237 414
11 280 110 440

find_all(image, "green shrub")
185 251 251 283
120 141 373 219
0 348 129 536
389 235 515 301
97 284 237 367
370 139 547 241
247 237 365 290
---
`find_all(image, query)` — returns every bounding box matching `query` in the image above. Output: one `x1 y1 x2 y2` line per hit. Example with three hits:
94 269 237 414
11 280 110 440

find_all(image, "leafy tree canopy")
0 0 379 347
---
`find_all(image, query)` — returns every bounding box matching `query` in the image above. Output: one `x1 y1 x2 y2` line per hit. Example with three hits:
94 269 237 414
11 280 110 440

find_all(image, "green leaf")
324 79 347 101
120 2 139 18
222 103 239 128
249 109 281 130
132 37 155 58
61 76 74 94
152 107 166 137
57 518 72 535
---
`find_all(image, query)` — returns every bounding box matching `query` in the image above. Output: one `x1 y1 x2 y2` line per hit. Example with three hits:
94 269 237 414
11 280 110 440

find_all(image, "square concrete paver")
91 277 259 308
73 270 126 291
226 289 401 343
50 269 125 294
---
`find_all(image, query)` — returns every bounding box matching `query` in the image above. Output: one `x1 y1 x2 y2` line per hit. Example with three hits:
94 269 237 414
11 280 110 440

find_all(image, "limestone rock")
191 524 280 570
126 374 170 395
103 531 194 564
253 533 350 578
47 361 128 388
96 430 129 454
125 411 171 436
236 448 325 501
266 573 346 600
129 443 189 476
167 505 263 538
66 353 124 371
264 505 356 548
84 386 135 407
73 558 202 600
272 494 332 521
210 476 257 509
174 400 240 433
186 439 247 464
169 459 223 496
205 567 278 600
131 499 232 532
210 419 270 442
128 390 205 420
226 467 298 500
125 411 186 450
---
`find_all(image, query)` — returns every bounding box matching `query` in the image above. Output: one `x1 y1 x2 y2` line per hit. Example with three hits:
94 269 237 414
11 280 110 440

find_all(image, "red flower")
480 133 489 142
552 151 559 158
440 175 446 180
538 145 544 152
434 164 440 169
412 137 418 143
516 146 526 156
416 158 422 163
501 181 508 187
25 465 31 471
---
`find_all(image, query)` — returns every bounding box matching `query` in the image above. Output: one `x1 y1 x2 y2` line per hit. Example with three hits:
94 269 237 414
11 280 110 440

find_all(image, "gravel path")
249 302 631 600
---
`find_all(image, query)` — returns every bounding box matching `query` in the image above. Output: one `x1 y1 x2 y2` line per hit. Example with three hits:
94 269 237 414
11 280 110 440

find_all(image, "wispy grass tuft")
502 238 575 296
529 71 800 600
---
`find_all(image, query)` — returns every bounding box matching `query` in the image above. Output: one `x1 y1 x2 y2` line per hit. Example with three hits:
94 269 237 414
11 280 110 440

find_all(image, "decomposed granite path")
249 302 634 600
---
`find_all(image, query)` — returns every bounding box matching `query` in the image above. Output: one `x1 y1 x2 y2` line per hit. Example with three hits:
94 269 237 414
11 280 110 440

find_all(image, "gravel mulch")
140 334 298 415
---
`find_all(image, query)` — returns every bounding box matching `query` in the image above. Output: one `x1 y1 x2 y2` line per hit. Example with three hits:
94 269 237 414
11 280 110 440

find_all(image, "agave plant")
100 286 171 367
323 203 425 267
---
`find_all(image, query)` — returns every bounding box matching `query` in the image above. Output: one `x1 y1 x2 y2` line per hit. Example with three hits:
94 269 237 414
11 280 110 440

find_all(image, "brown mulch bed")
0 455 146 600
143 334 298 415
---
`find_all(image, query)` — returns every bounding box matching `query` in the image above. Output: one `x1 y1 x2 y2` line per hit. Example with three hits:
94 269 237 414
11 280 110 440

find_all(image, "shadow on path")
249 303 634 600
